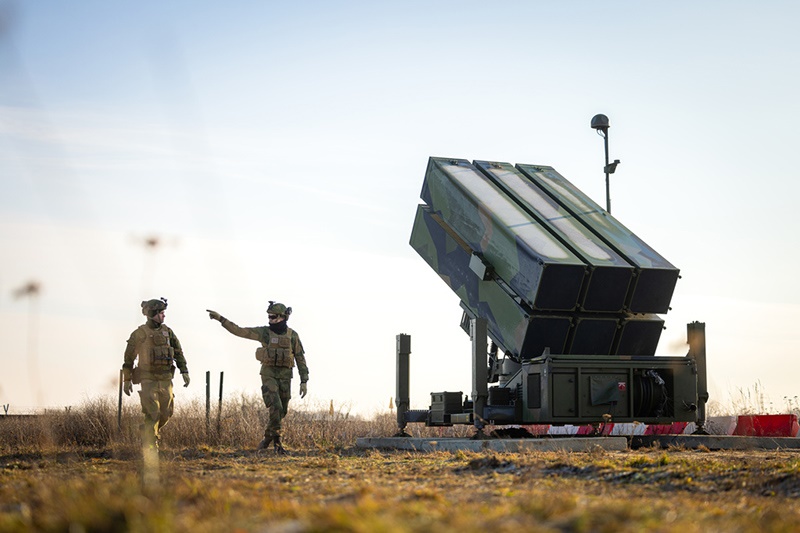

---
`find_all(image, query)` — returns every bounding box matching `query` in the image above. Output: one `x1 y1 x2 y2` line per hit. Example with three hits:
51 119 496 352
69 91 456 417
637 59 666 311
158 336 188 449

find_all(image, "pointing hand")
207 310 221 321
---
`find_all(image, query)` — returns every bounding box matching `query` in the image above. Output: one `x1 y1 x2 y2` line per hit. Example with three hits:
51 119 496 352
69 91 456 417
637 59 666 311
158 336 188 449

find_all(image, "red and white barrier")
519 414 800 438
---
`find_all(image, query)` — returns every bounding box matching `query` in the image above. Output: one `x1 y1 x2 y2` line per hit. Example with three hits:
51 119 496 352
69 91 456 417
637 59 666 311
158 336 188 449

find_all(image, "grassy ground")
2 445 800 532
2 397 800 531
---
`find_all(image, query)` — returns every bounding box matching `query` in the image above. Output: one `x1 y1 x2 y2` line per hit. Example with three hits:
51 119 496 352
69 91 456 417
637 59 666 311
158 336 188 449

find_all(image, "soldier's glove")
299 381 308 398
123 381 133 396
206 309 221 321
182 372 191 387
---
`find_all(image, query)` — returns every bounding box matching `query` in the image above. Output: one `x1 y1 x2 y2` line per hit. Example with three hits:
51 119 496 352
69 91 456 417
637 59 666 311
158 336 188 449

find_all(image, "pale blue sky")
2 1 799 415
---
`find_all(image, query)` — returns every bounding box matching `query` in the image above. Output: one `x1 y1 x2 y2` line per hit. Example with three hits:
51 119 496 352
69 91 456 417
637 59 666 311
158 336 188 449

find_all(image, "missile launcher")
399 157 708 434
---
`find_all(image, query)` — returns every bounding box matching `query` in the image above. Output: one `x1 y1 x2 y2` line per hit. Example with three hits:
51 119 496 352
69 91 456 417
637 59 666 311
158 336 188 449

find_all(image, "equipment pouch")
284 351 295 368
131 366 141 384
255 346 267 362
272 348 294 368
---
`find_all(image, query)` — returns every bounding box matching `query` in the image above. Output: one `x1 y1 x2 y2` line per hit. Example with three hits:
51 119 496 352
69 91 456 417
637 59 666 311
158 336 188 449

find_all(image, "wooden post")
217 371 224 437
117 369 123 431
205 370 211 435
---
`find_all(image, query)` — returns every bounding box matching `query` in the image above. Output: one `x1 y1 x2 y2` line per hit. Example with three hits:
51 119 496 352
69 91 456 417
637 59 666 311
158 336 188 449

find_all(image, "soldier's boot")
273 436 287 455
257 436 273 451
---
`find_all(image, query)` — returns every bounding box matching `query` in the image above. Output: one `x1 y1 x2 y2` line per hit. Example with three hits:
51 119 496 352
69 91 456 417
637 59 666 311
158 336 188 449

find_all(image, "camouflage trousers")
260 369 292 439
138 378 174 447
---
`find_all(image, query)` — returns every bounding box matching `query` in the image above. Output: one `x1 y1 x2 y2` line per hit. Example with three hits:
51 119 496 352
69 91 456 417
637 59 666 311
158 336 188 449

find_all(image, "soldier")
122 298 190 449
206 301 308 454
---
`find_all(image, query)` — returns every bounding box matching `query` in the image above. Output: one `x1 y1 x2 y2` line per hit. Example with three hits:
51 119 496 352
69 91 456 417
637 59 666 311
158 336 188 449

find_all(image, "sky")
2 1 799 417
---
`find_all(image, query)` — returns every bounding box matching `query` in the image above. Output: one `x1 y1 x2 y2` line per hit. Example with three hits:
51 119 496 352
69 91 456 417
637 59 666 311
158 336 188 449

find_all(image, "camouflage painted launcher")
410 157 679 359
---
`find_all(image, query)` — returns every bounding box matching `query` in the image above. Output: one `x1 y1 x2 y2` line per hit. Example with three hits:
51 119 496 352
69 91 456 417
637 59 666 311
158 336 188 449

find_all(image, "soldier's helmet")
267 301 292 318
141 297 168 317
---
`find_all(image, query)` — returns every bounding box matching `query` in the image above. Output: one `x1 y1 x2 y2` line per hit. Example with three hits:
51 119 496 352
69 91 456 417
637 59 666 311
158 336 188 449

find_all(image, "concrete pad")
631 435 800 450
356 437 628 453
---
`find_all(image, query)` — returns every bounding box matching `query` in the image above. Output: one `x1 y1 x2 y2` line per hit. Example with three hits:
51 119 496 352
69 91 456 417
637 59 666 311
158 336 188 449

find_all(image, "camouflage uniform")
122 299 189 448
213 312 308 442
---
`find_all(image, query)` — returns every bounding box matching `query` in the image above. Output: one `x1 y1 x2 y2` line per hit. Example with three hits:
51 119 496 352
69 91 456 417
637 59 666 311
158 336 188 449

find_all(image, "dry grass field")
2 397 800 532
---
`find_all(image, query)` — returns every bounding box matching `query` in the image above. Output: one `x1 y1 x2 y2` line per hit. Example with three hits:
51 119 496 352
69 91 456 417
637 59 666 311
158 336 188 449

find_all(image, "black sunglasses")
268 314 280 319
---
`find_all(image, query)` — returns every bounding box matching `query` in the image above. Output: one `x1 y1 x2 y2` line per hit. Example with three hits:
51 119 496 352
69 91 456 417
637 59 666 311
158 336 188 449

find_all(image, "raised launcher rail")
399 157 709 436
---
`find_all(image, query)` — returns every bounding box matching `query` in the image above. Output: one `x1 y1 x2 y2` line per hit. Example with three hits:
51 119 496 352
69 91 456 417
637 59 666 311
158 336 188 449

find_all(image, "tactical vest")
255 327 295 368
135 324 175 373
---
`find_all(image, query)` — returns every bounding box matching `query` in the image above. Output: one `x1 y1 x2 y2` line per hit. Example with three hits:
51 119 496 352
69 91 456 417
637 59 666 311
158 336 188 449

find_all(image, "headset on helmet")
141 297 168 317
267 300 292 318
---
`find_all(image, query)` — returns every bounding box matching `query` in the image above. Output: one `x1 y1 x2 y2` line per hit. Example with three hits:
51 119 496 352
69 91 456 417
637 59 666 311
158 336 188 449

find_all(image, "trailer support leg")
471 317 488 437
688 321 709 435
395 333 411 437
